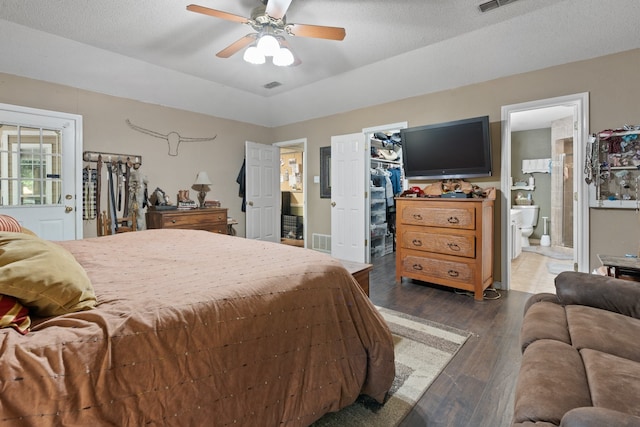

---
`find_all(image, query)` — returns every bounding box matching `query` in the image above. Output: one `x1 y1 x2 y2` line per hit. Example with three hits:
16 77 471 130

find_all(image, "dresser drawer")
400 204 475 230
160 212 225 228
146 208 228 234
207 224 228 234
400 254 475 285
401 228 475 258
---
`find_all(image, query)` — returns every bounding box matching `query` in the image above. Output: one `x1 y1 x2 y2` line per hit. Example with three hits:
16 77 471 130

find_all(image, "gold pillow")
0 232 96 316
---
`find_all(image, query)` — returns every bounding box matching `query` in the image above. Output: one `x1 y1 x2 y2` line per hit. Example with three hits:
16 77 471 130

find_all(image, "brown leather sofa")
512 271 640 427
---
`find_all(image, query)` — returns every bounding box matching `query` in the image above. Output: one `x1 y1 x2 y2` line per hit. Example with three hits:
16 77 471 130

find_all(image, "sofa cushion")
513 340 592 426
567 305 640 364
561 407 640 427
520 301 571 352
581 349 640 417
556 271 640 319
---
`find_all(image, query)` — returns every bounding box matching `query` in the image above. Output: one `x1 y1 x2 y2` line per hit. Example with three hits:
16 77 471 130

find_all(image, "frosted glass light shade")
257 34 280 57
243 45 265 64
273 47 294 67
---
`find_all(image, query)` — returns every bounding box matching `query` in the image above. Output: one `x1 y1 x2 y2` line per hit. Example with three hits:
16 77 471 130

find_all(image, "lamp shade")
257 34 280 57
273 47 294 67
243 45 266 64
193 171 212 186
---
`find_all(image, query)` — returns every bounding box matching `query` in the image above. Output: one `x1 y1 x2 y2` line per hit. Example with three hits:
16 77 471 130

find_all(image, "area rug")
311 306 471 427
522 245 573 260
547 261 574 275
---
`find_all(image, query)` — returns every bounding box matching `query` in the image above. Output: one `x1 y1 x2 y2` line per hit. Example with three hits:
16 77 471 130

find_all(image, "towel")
522 158 551 174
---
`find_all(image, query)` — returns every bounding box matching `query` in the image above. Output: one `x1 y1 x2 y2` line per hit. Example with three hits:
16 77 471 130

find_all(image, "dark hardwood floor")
369 253 531 427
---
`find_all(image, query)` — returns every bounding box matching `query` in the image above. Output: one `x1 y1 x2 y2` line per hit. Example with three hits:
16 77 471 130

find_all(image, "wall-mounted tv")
400 116 492 180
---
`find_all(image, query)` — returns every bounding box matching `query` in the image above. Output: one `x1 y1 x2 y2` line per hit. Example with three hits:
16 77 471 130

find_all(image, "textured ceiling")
1 0 639 127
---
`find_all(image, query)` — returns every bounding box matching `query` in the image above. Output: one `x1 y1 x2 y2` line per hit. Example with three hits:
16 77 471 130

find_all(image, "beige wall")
2 48 640 275
0 74 270 238
272 48 640 275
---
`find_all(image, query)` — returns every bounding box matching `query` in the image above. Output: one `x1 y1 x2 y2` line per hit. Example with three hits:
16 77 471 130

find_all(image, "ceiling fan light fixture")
243 45 266 64
257 34 280 57
273 47 294 67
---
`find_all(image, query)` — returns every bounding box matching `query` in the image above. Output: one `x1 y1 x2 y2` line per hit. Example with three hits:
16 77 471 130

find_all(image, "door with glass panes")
0 104 82 240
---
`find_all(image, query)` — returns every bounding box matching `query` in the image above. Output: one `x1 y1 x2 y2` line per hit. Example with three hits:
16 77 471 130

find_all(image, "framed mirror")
320 146 331 198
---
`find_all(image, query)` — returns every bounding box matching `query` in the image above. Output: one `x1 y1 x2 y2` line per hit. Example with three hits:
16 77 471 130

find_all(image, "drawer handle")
412 263 423 271
412 239 423 247
447 243 461 251
412 214 423 220
447 270 460 277
447 216 460 224
171 219 177 223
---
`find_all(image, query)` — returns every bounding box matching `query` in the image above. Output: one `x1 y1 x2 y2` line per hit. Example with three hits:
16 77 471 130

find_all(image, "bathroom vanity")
395 193 495 301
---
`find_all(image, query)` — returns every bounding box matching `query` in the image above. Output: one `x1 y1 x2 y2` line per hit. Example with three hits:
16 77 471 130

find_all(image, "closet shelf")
511 185 535 191
371 158 401 165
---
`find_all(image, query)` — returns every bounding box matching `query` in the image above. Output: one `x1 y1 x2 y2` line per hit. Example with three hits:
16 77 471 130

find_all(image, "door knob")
331 202 336 207
65 206 73 213
248 201 254 206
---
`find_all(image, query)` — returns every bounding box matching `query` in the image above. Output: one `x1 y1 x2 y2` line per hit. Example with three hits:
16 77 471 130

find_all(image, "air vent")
479 0 518 13
263 81 282 89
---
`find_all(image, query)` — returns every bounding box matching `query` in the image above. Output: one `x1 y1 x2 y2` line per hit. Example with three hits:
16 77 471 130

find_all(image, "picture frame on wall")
320 146 331 199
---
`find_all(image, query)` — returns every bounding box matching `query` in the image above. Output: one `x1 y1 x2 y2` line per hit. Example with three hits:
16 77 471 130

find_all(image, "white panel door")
245 141 280 242
331 133 366 263
0 103 82 240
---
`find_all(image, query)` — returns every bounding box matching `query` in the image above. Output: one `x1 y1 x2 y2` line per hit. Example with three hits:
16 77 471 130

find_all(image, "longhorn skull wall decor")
126 119 217 156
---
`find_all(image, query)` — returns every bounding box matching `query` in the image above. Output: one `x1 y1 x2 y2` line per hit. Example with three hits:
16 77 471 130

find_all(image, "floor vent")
312 233 331 253
263 81 282 89
479 0 518 13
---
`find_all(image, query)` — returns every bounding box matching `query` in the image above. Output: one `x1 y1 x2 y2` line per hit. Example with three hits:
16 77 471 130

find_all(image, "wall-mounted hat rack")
83 151 142 167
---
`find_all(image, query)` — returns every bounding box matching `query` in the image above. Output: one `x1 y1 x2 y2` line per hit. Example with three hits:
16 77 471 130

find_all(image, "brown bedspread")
0 229 394 426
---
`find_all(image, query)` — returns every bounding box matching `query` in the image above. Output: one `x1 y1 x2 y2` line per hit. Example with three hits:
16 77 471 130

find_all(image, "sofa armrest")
555 271 640 319
560 407 640 427
523 292 560 315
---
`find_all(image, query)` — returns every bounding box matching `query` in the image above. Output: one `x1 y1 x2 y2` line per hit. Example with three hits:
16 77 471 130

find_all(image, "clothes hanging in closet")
371 167 394 207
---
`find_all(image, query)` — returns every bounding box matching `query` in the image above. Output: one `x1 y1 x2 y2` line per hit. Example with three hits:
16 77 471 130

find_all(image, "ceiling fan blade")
216 34 257 58
265 0 292 20
278 39 302 66
286 23 346 41
187 4 249 24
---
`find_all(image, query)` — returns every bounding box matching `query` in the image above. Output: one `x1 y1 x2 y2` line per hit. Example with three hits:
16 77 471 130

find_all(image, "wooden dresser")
395 194 494 301
146 207 228 234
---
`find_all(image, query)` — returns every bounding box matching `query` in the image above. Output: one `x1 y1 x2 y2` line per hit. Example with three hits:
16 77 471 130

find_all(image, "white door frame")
500 93 590 289
0 103 83 240
274 138 307 247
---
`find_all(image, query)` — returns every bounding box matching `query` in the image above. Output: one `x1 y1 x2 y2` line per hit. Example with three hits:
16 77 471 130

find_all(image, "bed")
0 228 395 426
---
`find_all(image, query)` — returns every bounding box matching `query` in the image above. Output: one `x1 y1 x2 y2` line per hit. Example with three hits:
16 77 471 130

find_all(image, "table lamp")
192 171 212 208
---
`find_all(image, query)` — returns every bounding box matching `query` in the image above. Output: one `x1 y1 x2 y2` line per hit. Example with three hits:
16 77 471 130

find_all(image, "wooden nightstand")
146 208 229 234
339 259 373 296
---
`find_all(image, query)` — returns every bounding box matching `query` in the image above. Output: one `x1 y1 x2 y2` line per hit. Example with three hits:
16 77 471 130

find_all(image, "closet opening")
277 141 306 248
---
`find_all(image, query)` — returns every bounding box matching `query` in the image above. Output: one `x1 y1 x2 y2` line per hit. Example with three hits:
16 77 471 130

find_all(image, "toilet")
511 205 539 247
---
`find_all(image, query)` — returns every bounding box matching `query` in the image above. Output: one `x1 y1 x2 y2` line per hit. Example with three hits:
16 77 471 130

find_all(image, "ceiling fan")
187 0 346 67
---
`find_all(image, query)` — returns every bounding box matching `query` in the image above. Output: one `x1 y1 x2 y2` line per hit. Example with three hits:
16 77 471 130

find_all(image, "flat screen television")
400 116 492 180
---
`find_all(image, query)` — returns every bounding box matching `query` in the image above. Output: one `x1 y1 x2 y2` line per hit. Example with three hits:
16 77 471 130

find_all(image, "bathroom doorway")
274 138 307 248
501 93 590 293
